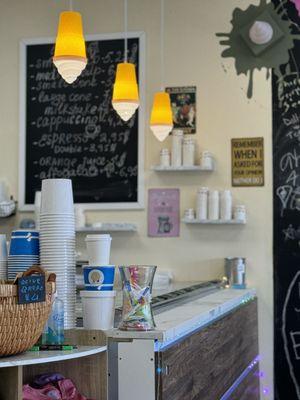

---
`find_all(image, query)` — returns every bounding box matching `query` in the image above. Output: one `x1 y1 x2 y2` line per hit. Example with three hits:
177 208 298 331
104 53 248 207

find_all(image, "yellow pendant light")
150 0 173 141
150 92 173 142
112 63 139 121
53 1 87 84
112 0 139 121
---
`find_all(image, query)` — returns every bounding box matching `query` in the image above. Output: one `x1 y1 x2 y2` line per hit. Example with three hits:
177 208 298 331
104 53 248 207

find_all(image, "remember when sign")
231 137 264 187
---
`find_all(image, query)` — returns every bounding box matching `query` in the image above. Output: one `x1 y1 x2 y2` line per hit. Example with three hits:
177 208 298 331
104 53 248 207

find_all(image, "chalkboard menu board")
19 33 145 210
272 2 300 398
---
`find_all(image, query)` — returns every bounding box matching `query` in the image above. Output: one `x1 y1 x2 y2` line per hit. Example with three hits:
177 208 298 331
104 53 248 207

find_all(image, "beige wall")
0 0 273 397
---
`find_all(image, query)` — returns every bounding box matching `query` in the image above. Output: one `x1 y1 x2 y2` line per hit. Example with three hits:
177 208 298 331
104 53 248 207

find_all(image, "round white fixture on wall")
249 21 274 45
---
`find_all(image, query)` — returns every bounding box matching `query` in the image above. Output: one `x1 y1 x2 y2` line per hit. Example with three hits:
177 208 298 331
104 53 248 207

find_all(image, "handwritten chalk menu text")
231 137 264 187
18 275 46 304
21 35 143 208
272 1 300 399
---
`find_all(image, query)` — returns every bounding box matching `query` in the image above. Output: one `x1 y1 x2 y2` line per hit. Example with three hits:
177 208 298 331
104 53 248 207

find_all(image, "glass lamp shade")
150 92 173 141
112 63 139 121
53 11 87 84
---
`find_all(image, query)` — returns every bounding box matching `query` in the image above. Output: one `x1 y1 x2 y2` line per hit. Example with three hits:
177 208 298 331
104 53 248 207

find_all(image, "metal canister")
224 257 246 289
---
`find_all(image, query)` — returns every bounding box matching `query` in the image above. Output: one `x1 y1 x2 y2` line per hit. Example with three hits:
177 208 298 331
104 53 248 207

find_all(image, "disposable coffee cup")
80 290 116 330
85 234 112 265
9 231 40 256
0 235 7 260
0 182 8 203
75 205 86 229
82 265 115 291
34 191 41 230
41 179 74 215
11 230 39 237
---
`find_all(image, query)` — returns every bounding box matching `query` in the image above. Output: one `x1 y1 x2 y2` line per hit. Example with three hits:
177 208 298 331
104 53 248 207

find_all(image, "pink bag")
23 378 93 400
22 383 62 400
57 379 89 400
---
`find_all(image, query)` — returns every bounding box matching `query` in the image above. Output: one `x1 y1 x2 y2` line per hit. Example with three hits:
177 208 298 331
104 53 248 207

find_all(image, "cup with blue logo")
82 265 115 291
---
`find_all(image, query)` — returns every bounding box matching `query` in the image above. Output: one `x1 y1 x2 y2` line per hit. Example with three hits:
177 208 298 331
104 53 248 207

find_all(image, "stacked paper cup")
34 191 42 230
0 234 7 280
80 234 116 330
8 230 39 280
40 179 76 329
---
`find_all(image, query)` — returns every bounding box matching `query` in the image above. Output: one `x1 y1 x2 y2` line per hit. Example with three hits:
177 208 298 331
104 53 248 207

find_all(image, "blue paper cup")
9 230 40 256
11 230 39 238
82 265 115 291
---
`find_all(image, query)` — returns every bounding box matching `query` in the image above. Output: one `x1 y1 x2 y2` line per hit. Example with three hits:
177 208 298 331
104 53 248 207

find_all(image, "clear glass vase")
119 265 157 331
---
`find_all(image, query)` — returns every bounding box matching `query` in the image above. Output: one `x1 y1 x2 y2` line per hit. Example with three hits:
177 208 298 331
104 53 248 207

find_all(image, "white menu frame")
19 32 145 211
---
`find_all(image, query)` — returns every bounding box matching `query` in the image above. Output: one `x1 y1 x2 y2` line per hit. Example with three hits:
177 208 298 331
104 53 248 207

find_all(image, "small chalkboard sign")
18 274 46 304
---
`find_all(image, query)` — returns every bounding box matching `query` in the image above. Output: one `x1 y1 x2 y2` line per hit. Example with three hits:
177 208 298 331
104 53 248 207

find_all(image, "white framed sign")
19 32 145 211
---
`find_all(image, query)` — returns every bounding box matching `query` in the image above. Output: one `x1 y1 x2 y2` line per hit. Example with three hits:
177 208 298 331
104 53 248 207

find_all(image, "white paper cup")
41 179 74 215
34 191 41 229
0 235 7 260
85 234 112 265
34 191 41 207
0 182 8 203
75 205 86 229
80 290 116 330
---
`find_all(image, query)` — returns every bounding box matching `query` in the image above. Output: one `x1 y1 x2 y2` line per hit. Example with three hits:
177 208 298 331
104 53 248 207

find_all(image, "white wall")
0 0 273 397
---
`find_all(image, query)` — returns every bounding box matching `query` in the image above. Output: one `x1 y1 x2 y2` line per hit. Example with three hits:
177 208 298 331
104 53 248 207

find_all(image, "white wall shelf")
182 218 246 225
76 223 137 233
151 165 214 172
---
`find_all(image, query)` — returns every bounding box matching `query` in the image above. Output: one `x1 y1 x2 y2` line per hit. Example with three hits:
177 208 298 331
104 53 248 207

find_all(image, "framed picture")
148 189 180 237
166 86 196 134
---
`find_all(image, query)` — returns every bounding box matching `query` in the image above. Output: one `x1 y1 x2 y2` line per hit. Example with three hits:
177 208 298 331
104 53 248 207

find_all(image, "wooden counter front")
156 299 259 400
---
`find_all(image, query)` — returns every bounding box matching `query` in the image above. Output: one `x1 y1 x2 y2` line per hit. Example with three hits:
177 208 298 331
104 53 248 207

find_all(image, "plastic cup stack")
0 234 7 280
40 179 76 329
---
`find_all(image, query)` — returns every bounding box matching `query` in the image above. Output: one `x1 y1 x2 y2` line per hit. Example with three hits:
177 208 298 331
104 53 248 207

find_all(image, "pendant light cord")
160 0 165 91
124 0 128 62
69 0 73 11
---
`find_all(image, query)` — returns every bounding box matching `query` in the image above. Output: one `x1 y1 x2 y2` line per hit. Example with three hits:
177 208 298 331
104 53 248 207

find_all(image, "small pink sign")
148 189 180 237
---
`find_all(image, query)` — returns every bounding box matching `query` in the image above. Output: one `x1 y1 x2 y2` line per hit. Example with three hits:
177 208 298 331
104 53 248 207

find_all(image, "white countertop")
108 288 256 349
0 345 107 368
76 281 214 315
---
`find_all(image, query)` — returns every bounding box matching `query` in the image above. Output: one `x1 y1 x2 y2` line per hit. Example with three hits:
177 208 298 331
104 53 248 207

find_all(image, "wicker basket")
0 266 56 356
0 200 16 218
